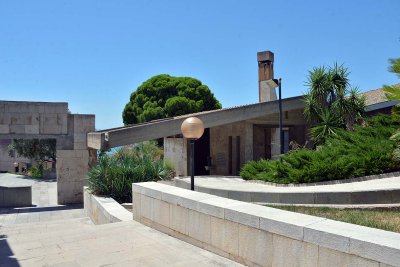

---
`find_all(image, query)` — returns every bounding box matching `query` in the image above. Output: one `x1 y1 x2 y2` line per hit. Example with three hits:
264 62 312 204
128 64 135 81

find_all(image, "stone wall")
209 109 309 175
0 101 68 135
210 122 248 175
0 101 95 204
133 182 400 267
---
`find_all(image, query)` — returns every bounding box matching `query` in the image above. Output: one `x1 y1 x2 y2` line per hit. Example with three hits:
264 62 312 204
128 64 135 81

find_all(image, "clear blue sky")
1 0 399 130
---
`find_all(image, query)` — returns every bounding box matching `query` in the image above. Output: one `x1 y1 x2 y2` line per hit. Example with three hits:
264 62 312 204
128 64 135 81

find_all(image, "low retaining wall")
83 187 132 224
133 182 400 267
0 185 32 207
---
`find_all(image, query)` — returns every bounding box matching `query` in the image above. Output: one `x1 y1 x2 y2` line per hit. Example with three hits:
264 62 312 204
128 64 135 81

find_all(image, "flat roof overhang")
87 96 305 150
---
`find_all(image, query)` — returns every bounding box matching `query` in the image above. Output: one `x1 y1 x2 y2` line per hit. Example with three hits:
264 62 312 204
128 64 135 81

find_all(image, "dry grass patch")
269 206 400 233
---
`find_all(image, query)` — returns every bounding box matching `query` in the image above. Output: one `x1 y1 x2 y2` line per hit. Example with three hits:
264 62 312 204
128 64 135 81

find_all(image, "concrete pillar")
270 128 281 159
57 114 95 204
164 137 188 176
56 149 90 204
257 51 276 102
244 122 253 162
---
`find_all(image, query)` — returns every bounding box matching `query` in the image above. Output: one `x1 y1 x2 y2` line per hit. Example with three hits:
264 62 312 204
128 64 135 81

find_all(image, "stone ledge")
178 171 400 187
84 187 132 224
133 182 400 267
174 178 400 205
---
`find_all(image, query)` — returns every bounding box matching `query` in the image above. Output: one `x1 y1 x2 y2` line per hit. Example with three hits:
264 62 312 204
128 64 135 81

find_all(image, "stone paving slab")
0 218 244 267
0 173 58 208
0 205 85 226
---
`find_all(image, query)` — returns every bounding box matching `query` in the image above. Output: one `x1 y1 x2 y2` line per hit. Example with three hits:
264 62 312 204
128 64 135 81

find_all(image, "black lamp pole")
278 78 284 155
190 139 195 191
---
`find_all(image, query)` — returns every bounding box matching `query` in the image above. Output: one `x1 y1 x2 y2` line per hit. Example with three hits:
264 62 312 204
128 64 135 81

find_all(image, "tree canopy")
304 63 366 145
8 139 56 163
122 74 222 125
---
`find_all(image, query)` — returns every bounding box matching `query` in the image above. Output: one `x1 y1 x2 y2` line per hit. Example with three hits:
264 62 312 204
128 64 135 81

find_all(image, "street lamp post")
181 117 205 191
265 78 284 155
278 78 283 155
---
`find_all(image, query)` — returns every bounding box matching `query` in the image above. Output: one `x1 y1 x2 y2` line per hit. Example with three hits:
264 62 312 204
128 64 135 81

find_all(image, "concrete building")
87 51 308 176
87 51 398 177
0 101 95 204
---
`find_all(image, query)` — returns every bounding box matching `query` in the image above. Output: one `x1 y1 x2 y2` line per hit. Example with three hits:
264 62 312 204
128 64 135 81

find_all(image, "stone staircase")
0 215 243 267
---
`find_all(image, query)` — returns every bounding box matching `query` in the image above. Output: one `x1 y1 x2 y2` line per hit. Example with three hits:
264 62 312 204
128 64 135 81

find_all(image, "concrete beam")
87 96 304 150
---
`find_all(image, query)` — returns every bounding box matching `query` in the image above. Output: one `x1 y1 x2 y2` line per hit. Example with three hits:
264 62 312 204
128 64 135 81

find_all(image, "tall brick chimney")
257 51 276 102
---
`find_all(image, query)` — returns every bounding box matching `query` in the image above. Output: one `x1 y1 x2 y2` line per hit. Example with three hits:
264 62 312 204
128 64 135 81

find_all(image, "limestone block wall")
0 101 96 204
209 109 309 175
133 182 400 267
0 101 68 135
210 122 248 175
164 137 188 176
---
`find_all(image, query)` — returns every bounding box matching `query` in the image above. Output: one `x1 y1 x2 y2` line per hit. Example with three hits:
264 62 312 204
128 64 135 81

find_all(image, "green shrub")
87 142 174 203
29 164 43 178
240 115 400 184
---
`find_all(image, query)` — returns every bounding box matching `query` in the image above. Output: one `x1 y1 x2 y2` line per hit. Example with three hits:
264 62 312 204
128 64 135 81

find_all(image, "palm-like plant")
383 85 400 122
304 63 366 145
310 109 342 145
383 58 400 160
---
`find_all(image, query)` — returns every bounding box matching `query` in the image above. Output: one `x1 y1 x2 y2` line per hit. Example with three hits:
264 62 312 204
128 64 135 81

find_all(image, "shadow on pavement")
0 234 20 267
0 204 83 215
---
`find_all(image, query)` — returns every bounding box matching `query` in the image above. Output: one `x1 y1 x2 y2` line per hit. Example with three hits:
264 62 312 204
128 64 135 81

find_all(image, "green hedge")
240 115 400 184
87 142 174 203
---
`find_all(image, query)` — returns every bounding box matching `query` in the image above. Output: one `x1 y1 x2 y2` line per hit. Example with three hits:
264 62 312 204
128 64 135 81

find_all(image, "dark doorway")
191 128 210 176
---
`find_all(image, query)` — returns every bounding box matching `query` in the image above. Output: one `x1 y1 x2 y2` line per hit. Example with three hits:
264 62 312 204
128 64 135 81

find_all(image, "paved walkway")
1 217 243 266
0 173 81 226
0 174 243 266
0 173 57 207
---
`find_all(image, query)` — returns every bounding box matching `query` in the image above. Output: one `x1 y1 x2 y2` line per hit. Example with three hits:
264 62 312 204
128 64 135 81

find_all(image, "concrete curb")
174 178 400 205
176 171 400 187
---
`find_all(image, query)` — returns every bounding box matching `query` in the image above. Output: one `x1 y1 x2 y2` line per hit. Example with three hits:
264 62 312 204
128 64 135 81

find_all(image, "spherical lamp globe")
181 117 204 139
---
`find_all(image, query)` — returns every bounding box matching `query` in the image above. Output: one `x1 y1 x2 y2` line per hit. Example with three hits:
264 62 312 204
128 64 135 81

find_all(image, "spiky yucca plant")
304 63 365 145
